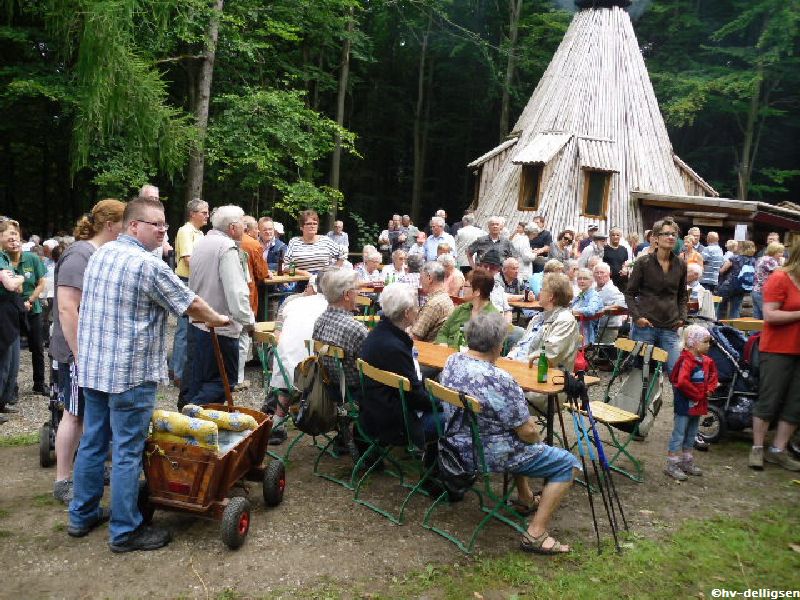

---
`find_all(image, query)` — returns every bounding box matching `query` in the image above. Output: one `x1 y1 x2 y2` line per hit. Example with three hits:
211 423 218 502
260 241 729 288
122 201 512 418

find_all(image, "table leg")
546 393 555 446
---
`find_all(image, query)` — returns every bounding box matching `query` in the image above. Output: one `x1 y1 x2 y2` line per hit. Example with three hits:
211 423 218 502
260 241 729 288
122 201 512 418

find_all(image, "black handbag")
437 393 479 497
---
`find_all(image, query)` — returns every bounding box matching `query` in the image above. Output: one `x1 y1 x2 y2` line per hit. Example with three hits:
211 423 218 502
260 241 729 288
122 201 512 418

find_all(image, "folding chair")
583 306 628 374
421 379 529 554
352 359 437 525
308 340 360 489
253 330 313 464
575 338 667 483
355 294 375 316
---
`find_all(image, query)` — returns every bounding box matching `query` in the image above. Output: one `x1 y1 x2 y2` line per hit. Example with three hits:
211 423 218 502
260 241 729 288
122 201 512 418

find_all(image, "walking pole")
579 373 628 532
566 388 602 552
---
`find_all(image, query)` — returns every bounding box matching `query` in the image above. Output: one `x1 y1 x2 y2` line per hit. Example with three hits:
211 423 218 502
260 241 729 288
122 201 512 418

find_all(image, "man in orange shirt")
237 216 270 390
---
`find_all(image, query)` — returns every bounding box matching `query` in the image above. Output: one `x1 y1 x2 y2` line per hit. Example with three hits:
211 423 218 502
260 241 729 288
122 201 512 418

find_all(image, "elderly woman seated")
382 249 409 282
355 249 384 283
528 259 564 298
508 273 582 370
437 253 465 296
571 267 605 345
435 268 497 347
441 312 580 554
360 283 440 448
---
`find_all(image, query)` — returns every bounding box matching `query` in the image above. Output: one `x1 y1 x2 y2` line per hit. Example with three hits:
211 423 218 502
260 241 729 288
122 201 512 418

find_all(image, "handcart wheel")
698 404 725 444
137 480 155 525
221 496 251 549
262 460 286 507
39 424 53 468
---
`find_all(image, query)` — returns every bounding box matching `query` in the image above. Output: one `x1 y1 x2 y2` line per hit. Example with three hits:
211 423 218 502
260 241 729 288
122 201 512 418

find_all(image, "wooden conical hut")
469 0 717 235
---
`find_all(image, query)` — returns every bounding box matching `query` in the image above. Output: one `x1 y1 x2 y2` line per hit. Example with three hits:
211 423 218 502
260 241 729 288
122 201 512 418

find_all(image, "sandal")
507 494 541 516
520 531 570 555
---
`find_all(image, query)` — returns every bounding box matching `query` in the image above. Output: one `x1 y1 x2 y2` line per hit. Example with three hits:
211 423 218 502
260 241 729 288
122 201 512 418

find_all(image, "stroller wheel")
698 404 725 444
39 424 54 468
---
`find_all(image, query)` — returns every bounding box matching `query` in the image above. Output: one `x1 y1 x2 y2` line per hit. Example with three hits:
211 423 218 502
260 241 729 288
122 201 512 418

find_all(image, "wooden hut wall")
471 6 705 236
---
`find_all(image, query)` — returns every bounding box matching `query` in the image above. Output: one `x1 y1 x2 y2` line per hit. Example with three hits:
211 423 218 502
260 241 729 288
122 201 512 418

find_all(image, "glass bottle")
536 344 548 383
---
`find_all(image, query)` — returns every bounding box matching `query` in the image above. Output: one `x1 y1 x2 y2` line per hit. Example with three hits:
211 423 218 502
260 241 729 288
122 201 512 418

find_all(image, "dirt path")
0 350 796 599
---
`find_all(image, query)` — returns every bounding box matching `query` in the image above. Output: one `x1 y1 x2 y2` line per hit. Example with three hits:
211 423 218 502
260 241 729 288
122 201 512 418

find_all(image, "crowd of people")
1 199 799 556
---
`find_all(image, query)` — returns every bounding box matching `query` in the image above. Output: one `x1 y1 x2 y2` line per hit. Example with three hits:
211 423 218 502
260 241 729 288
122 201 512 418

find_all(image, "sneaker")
680 459 703 476
664 462 688 481
764 449 800 472
109 525 172 553
748 446 764 471
53 479 74 505
268 428 287 446
67 507 111 538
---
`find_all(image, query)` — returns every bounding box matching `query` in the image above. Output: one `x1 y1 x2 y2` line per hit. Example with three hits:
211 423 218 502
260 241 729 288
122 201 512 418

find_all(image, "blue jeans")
69 383 156 544
630 322 681 374
751 290 763 320
668 414 700 453
0 336 19 405
717 294 744 320
170 314 189 380
186 325 238 406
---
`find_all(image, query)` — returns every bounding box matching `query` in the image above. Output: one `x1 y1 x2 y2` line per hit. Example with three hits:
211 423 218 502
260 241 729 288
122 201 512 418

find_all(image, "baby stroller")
697 325 759 444
39 359 62 468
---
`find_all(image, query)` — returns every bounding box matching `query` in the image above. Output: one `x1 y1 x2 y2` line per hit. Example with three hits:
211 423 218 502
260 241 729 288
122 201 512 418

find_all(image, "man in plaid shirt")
70 196 228 554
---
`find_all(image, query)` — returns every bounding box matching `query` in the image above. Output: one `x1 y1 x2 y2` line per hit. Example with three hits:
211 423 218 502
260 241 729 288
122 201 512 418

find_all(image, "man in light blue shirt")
700 231 724 293
423 216 455 262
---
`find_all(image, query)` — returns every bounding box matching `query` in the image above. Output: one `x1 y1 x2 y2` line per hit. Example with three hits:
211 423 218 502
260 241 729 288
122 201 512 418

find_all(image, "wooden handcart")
139 326 285 549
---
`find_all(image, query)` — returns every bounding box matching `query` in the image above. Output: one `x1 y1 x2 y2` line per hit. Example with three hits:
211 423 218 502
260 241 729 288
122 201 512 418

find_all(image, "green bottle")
536 345 548 383
455 327 466 350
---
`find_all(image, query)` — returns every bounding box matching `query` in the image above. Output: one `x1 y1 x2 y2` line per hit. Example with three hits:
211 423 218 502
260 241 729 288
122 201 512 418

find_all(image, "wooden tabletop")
721 317 764 332
264 274 310 285
414 341 598 394
253 321 276 343
509 299 543 310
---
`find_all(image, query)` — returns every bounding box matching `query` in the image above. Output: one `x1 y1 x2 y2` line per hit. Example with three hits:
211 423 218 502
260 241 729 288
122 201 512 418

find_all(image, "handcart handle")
208 325 234 409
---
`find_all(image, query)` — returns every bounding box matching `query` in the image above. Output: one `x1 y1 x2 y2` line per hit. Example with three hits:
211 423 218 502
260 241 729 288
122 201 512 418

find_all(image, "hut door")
518 164 544 211
582 170 611 218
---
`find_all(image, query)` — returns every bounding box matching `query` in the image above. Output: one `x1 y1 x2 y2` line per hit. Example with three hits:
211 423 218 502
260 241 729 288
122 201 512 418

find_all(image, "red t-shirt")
761 270 800 355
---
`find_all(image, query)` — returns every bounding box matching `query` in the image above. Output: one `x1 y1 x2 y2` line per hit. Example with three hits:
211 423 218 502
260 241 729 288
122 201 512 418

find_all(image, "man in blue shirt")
423 216 455 262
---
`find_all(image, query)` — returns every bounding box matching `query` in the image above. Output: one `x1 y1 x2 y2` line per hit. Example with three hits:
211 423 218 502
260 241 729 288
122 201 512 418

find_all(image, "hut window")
518 164 543 211
582 170 611 218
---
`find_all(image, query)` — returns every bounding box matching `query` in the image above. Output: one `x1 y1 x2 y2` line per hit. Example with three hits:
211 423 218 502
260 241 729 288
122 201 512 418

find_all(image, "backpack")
732 257 756 293
292 354 338 436
436 395 479 499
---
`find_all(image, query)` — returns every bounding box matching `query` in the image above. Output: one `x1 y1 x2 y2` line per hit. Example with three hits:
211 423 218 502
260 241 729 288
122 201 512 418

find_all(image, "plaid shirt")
411 289 454 342
78 235 196 393
312 305 368 388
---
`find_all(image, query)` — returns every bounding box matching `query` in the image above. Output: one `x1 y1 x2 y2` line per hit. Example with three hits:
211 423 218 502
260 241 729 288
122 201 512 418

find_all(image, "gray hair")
365 250 382 263
592 261 611 274
139 184 159 199
186 197 208 215
577 267 593 280
543 259 564 273
242 215 258 232
407 253 424 273
430 216 445 227
462 214 475 226
464 312 507 354
379 282 417 323
391 248 407 260
322 268 358 303
488 215 505 226
435 209 446 218
420 260 444 281
437 254 456 268
565 259 579 272
210 205 245 232
502 257 519 269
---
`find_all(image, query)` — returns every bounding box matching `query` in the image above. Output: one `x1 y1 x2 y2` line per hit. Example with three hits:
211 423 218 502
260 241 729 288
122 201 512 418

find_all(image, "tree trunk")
411 15 432 226
499 0 522 139
185 0 224 204
328 8 354 228
737 66 762 202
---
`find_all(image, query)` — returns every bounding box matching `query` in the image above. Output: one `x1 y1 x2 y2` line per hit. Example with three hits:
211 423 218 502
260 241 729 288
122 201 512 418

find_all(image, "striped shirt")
78 235 196 393
700 244 724 286
284 236 343 273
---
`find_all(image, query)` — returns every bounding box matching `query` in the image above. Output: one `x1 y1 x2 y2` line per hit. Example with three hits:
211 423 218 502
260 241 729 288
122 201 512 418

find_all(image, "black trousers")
185 325 238 406
25 312 45 388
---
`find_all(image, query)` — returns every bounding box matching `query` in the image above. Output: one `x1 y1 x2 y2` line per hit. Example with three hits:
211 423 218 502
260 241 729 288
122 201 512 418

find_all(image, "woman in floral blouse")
752 242 785 320
440 311 580 554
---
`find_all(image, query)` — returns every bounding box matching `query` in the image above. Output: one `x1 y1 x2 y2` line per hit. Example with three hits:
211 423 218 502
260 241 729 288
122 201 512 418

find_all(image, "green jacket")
12 251 46 314
434 301 498 347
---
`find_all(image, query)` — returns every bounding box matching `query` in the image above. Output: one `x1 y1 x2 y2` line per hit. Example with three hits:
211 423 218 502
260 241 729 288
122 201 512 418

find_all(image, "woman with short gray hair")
360 283 440 449
441 310 580 554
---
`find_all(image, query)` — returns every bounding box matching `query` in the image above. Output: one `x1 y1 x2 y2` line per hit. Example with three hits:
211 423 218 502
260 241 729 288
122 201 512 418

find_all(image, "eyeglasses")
563 238 573 243
137 220 169 231
303 222 319 227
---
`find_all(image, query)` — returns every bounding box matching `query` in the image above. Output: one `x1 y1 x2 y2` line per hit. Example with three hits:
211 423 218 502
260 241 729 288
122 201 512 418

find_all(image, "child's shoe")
664 461 687 481
680 458 703 476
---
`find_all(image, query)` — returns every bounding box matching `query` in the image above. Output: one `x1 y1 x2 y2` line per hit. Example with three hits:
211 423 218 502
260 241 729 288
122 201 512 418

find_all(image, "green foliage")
348 211 380 251
0 432 39 447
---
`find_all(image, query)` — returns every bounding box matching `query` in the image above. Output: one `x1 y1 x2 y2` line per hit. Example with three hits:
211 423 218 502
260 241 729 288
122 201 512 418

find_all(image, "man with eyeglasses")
70 195 229 553
625 217 687 377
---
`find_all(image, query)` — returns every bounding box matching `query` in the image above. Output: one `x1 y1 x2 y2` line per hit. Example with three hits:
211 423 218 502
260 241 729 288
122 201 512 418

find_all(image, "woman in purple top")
752 242 785 320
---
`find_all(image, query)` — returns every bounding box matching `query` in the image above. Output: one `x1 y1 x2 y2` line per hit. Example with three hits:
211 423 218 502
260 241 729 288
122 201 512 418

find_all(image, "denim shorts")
512 444 580 483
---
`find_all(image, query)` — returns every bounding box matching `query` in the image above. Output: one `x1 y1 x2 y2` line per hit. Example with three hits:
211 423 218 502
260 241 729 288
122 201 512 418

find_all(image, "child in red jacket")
665 325 719 481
